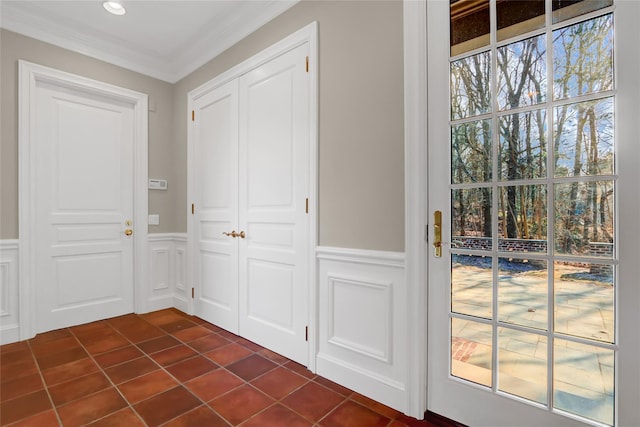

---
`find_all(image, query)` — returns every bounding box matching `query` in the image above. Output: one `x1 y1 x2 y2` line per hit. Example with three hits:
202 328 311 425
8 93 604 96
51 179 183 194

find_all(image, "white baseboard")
0 240 20 345
316 246 407 414
316 352 406 411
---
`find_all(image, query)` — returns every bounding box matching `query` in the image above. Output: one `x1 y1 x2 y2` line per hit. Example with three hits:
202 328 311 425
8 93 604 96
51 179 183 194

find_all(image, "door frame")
18 60 149 340
187 22 318 369
403 0 428 419
409 0 640 425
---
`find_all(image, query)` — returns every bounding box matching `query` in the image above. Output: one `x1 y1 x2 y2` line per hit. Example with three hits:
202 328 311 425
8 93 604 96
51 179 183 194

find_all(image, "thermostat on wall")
148 179 168 190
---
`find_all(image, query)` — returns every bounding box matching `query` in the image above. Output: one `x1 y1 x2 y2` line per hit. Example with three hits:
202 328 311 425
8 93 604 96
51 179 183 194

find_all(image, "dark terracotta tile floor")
0 309 446 426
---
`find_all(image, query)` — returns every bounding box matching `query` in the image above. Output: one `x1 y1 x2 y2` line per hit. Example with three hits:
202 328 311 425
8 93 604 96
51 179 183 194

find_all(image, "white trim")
327 274 394 363
18 60 148 340
171 1 300 84
306 21 319 375
0 240 19 251
316 246 405 268
187 21 319 369
403 0 428 419
316 352 407 409
147 233 188 314
316 245 407 413
613 3 640 426
148 233 188 243
1 1 299 83
0 240 20 345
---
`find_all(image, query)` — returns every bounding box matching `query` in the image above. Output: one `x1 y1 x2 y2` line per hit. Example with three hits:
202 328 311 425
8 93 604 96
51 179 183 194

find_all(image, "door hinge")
305 56 309 73
305 326 308 341
191 203 195 215
191 288 194 299
305 198 309 214
191 110 195 121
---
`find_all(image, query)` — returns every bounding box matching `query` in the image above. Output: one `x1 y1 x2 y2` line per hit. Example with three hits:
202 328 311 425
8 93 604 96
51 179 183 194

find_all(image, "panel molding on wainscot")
316 246 407 414
147 233 188 313
1 235 187 345
0 240 20 345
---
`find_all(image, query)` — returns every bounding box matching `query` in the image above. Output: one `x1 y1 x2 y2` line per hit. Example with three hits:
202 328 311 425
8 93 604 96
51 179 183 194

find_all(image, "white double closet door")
192 44 310 365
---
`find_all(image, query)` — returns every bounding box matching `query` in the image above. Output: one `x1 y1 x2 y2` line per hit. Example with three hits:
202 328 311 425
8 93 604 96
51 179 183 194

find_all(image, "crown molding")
1 1 298 83
171 1 299 82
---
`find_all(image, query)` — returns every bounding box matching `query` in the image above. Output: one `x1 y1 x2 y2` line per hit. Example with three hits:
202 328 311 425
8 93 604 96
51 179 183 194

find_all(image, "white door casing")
192 79 240 334
402 0 429 419
238 43 310 365
19 61 148 339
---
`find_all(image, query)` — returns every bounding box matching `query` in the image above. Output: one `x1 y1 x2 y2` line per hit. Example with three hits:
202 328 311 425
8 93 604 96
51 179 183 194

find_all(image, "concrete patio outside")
449 259 614 425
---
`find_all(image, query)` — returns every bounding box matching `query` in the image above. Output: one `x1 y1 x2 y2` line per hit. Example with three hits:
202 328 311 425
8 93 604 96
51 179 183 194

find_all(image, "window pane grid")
450 4 615 60
451 90 616 130
449 1 616 423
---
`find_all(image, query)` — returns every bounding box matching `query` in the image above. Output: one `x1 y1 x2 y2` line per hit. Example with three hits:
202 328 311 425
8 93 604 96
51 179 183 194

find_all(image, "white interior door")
427 1 640 426
238 43 310 365
34 80 135 332
192 79 240 334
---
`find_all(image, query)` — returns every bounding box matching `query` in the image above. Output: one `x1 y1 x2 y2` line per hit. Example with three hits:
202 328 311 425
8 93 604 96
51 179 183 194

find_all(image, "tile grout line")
111 315 225 426
167 316 398 427
158 318 286 426
6 311 414 427
125 313 277 426
69 319 149 426
136 317 233 426
25 337 65 427
147 315 316 426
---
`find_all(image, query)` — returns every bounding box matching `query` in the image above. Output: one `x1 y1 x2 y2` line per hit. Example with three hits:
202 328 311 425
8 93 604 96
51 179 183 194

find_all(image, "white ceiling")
0 0 298 83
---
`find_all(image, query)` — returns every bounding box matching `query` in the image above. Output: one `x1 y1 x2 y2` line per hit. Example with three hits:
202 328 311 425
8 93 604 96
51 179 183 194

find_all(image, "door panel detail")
192 79 240 334
239 44 309 365
34 82 135 332
192 43 310 365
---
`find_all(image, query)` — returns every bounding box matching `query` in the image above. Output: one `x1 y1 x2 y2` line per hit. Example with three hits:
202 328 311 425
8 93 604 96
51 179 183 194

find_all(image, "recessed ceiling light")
103 1 126 16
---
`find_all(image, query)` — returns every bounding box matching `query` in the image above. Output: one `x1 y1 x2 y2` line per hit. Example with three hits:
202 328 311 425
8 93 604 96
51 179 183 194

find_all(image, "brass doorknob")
223 230 238 238
124 229 133 236
238 231 246 239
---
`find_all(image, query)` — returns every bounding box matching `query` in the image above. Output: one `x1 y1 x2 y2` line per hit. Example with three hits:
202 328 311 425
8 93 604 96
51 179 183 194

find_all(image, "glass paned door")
427 1 640 426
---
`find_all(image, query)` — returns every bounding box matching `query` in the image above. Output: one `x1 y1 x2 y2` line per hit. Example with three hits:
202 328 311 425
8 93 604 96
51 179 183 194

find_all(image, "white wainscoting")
316 246 407 413
0 235 187 345
147 233 188 313
0 240 20 345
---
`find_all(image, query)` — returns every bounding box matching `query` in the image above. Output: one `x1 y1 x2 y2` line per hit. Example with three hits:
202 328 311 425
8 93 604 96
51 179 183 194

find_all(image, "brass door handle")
222 230 246 238
433 210 442 258
124 229 133 236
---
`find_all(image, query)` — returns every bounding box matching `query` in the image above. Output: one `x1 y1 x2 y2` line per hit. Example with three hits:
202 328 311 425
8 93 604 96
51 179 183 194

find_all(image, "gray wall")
174 0 405 251
1 0 405 251
0 29 177 237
